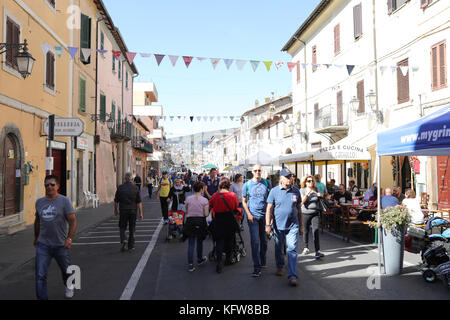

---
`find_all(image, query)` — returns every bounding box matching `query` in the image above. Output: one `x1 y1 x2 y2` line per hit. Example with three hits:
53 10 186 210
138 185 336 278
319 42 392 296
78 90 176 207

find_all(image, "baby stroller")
166 210 185 242
208 207 246 264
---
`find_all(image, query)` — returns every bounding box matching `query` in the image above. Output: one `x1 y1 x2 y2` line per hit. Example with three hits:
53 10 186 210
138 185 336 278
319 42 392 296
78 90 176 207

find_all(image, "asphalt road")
1 191 449 300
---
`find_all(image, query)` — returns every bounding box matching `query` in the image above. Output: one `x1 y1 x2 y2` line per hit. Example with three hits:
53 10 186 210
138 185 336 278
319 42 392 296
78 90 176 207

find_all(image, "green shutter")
111 102 116 122
80 13 91 64
100 94 106 122
100 31 104 51
112 55 115 71
79 77 86 112
118 60 121 79
126 72 129 88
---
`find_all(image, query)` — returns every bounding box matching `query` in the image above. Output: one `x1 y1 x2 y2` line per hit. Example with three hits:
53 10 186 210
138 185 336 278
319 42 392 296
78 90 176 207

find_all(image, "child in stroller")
167 210 184 240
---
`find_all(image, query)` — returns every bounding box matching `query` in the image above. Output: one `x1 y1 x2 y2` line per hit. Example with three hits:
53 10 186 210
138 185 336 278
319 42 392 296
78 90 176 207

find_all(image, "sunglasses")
306 180 313 183
45 183 56 187
253 170 262 172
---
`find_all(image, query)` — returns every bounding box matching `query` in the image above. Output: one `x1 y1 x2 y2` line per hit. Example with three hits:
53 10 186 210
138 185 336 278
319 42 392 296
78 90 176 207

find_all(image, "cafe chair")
420 192 429 209
321 208 336 233
341 206 365 242
84 191 99 208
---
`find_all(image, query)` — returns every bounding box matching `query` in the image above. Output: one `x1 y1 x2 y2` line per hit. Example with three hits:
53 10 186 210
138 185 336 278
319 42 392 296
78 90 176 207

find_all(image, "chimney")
265 97 271 104
255 99 259 108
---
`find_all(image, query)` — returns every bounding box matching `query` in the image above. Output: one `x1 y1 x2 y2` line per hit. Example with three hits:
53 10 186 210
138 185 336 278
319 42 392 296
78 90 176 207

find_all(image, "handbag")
318 197 329 213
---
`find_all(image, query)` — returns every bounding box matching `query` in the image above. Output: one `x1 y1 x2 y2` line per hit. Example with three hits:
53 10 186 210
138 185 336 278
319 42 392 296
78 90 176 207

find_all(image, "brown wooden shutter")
357 80 365 113
314 103 319 128
6 19 13 66
334 24 340 55
397 58 409 103
420 0 429 9
439 42 446 88
353 3 362 39
312 45 317 72
431 45 438 90
46 52 55 89
337 91 343 125
388 0 394 14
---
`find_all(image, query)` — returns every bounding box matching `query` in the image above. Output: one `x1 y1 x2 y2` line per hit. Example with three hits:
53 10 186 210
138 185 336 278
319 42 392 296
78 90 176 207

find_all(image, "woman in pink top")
183 181 210 272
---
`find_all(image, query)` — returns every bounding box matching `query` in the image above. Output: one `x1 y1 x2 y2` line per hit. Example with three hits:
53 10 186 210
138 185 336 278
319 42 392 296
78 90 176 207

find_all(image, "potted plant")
369 205 411 275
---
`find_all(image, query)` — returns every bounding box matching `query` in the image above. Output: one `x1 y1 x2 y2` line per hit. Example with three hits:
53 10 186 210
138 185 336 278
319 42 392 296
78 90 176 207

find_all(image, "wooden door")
51 149 67 196
2 135 17 216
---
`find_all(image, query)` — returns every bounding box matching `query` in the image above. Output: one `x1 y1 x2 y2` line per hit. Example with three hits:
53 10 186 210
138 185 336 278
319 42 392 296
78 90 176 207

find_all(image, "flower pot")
382 225 405 275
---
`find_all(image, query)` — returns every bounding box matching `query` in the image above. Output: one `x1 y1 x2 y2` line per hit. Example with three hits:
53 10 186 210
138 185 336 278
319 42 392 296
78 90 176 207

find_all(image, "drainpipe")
372 0 380 124
69 0 74 201
94 17 104 194
293 36 308 152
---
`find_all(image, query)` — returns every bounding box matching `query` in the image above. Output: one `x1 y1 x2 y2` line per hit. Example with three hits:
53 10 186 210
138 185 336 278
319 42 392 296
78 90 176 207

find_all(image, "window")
388 0 408 14
421 0 433 9
46 0 56 8
45 51 55 90
111 102 116 123
296 61 300 83
126 71 129 88
100 94 106 122
353 3 362 39
356 80 365 113
80 13 91 64
337 91 344 125
397 58 409 104
314 103 319 128
334 24 340 55
431 41 447 91
312 45 317 72
100 31 104 51
118 59 121 80
79 77 86 112
5 17 20 70
112 55 116 72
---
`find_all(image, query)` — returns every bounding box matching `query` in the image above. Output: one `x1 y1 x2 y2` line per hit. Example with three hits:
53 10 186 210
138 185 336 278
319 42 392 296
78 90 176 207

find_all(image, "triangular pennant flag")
380 66 388 74
250 60 260 72
178 116 182 120
183 116 186 120
126 52 137 65
400 66 409 77
282 114 288 120
196 57 207 62
169 55 179 67
323 64 331 68
190 116 194 122
230 116 234 121
140 53 152 58
203 116 208 121
287 62 296 72
236 60 247 70
68 47 79 59
196 116 201 121
41 43 50 55
275 62 284 70
81 48 92 61
112 51 121 60
97 49 108 55
334 64 344 69
183 56 193 68
224 59 234 70
412 66 419 72
391 66 398 73
210 58 220 69
54 46 63 58
156 116 160 121
263 61 273 71
346 65 355 76
210 116 214 121
301 63 308 69
170 116 174 121
312 64 320 70
154 54 165 66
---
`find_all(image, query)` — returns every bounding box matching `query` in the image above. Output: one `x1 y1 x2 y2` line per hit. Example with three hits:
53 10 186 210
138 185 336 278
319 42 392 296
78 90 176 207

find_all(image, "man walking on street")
34 175 77 300
114 172 144 252
203 168 219 199
265 168 301 287
157 171 172 223
242 164 271 277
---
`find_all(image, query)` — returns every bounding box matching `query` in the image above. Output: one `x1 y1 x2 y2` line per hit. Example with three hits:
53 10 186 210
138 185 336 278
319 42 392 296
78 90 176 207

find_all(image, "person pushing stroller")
167 179 191 240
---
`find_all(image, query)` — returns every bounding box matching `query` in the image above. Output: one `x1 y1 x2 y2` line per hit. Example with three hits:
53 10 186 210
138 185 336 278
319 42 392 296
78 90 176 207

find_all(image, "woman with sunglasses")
300 175 324 260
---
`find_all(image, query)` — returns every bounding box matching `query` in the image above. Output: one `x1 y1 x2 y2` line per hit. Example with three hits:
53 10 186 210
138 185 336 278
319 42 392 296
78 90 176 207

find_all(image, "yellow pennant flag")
263 61 273 71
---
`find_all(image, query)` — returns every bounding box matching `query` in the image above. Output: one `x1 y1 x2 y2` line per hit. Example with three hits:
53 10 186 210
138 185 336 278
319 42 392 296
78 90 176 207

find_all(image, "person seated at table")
363 183 376 201
350 187 379 221
348 180 362 198
381 188 399 210
326 179 339 196
401 189 424 225
393 187 405 204
330 184 353 218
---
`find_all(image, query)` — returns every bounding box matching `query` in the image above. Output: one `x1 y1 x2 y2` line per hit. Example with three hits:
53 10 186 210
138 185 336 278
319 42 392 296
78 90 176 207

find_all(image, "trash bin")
382 225 405 275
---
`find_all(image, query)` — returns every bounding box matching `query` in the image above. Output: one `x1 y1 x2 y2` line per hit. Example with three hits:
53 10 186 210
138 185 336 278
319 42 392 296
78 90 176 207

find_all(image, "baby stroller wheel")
423 269 437 283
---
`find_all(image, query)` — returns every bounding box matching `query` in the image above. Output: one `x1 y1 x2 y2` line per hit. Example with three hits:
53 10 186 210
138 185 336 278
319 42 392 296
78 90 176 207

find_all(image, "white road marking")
120 220 164 300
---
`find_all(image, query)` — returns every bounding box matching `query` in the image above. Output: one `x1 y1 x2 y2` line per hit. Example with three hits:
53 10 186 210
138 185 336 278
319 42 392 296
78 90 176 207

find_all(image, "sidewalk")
0 202 115 282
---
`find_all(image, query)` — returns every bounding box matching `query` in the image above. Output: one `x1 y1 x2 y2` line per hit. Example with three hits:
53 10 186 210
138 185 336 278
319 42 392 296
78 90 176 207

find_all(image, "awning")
243 151 278 166
279 152 314 165
377 104 450 156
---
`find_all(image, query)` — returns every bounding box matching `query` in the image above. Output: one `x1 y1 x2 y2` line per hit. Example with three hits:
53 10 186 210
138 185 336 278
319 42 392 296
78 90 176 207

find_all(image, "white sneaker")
65 287 74 299
302 248 310 255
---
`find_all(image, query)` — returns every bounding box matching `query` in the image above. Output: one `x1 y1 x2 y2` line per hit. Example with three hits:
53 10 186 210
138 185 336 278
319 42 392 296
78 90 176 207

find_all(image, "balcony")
132 136 154 153
314 104 348 137
110 119 132 141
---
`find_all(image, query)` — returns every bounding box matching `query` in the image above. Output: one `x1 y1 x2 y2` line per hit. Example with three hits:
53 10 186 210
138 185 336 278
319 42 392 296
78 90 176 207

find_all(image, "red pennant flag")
112 51 121 60
287 62 297 72
126 52 137 64
183 56 193 68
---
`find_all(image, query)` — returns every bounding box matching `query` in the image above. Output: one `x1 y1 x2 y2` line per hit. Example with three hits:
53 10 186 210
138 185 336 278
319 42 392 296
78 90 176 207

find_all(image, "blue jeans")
247 215 267 271
187 236 204 265
273 226 299 280
35 242 71 300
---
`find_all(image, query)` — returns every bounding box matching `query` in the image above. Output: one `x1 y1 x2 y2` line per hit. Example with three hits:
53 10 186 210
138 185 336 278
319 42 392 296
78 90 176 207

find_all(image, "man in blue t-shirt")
381 188 399 209
265 168 301 287
202 168 219 199
242 164 272 277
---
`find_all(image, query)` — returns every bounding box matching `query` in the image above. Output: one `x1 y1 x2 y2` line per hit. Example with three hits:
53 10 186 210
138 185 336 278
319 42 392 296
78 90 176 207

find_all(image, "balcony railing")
132 136 154 153
110 119 132 141
314 105 347 131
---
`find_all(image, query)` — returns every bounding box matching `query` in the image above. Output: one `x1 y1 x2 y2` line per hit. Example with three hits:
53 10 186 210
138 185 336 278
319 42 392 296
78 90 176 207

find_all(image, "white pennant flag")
81 48 92 61
236 60 247 70
400 66 409 77
196 116 201 121
282 114 288 120
210 116 215 121
41 43 50 55
379 66 388 74
203 116 208 121
390 66 398 73
210 58 221 69
169 55 179 67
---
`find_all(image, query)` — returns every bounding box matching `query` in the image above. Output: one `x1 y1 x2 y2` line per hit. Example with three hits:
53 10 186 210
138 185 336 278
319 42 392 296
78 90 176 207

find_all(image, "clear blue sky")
103 0 321 138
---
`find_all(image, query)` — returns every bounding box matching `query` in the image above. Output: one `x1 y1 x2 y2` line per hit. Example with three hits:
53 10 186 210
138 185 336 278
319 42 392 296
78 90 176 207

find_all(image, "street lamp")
0 39 35 79
350 96 360 113
366 89 383 123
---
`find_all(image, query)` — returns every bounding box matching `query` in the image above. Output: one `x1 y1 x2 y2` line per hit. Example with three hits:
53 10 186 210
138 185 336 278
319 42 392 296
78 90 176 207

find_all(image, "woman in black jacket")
168 179 191 211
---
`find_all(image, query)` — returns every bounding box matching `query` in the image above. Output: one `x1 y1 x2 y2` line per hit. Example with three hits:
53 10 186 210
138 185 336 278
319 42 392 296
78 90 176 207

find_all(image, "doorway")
1 134 20 217
52 149 67 196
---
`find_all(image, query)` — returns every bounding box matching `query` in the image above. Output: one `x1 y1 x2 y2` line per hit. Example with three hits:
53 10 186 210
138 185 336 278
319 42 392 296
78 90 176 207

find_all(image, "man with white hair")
381 188 399 210
114 172 143 252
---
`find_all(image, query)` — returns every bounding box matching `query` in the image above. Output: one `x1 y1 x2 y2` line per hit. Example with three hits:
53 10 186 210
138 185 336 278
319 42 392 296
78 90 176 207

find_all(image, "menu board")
437 156 450 209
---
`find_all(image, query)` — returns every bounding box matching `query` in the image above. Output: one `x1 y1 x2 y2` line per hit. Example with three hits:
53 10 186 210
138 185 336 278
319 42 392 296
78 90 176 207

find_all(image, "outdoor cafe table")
340 203 379 244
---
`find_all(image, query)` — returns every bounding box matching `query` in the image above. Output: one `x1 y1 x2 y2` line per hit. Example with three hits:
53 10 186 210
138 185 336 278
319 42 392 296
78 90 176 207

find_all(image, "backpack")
159 178 173 188
245 178 270 200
